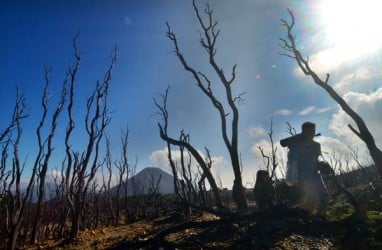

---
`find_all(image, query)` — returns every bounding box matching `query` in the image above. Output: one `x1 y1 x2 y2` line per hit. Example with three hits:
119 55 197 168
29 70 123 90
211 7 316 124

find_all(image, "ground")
20 201 382 250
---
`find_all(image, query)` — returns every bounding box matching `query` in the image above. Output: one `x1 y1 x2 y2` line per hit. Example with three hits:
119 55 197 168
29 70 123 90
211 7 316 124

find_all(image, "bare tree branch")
165 0 248 212
154 88 223 209
280 9 382 177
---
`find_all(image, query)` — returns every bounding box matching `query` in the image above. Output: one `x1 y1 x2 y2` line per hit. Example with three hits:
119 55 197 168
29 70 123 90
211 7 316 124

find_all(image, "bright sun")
320 0 382 60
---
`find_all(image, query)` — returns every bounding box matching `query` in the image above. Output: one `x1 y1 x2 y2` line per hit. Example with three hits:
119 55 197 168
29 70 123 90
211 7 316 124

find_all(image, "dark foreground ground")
20 201 382 250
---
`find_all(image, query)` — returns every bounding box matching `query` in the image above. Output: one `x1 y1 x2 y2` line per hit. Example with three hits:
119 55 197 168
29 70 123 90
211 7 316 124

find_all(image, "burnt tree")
31 66 67 244
153 89 181 200
3 88 29 250
165 0 248 212
63 37 117 239
114 127 137 224
280 9 382 178
154 87 223 209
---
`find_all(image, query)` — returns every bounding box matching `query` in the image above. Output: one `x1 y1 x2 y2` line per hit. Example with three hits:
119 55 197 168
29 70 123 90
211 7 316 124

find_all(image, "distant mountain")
15 167 174 203
111 167 174 196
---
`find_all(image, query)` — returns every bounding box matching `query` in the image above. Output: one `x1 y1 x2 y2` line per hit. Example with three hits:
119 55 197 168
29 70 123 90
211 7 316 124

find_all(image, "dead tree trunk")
158 127 224 209
69 57 115 238
280 9 382 177
153 89 180 200
254 170 274 209
61 37 116 239
179 143 199 207
31 66 67 243
114 127 131 225
0 91 25 248
64 35 81 239
104 135 115 226
5 88 29 250
166 0 248 212
154 87 223 209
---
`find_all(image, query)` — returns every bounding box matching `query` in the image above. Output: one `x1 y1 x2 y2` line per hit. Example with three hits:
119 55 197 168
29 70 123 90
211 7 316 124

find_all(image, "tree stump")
254 170 274 209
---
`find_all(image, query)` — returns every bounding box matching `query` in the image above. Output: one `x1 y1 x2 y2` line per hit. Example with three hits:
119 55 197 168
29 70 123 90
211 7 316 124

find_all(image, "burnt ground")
20 202 382 250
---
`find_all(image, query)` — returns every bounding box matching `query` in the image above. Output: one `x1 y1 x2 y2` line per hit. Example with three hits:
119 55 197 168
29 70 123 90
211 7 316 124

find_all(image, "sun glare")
320 0 382 59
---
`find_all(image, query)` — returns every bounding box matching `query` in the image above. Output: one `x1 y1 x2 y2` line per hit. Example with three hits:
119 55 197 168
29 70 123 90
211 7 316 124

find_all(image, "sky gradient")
1 0 381 188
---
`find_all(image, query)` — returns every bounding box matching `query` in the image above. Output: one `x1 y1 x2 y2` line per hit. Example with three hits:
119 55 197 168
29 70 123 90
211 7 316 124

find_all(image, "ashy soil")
20 204 382 250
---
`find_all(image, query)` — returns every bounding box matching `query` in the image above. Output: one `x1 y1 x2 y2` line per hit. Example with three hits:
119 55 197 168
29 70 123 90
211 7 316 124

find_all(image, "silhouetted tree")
257 119 279 179
153 88 181 200
178 138 199 208
154 87 223 209
114 127 136 224
255 119 279 209
0 35 121 248
3 88 29 250
102 135 115 226
31 65 67 244
165 0 248 212
62 36 117 239
280 9 382 178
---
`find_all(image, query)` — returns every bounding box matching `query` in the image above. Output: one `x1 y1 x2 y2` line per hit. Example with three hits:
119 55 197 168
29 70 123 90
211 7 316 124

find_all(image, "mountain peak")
112 167 174 196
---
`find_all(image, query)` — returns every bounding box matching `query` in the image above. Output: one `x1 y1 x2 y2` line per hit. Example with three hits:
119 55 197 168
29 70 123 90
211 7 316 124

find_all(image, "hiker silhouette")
280 122 328 214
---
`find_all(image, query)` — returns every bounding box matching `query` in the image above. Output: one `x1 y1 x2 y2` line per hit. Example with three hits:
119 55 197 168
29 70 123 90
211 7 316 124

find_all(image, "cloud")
251 139 285 167
306 47 353 74
250 139 287 179
333 67 380 95
276 109 292 116
301 44 380 76
212 167 237 189
251 139 271 158
296 105 331 116
247 125 267 138
150 147 264 188
334 69 365 94
43 169 64 186
316 136 352 158
298 106 316 116
149 148 171 172
150 147 228 176
316 135 373 171
316 107 332 114
329 87 382 159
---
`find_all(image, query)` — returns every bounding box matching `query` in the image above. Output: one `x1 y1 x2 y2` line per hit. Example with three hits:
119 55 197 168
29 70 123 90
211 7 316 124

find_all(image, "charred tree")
114 127 136 224
165 0 248 212
154 87 223 209
102 135 115 226
280 9 382 177
31 66 67 244
63 37 117 239
4 88 29 250
153 89 180 200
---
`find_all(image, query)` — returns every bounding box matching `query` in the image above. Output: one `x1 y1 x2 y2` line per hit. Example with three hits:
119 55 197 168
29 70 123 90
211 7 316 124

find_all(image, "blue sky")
1 0 382 188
